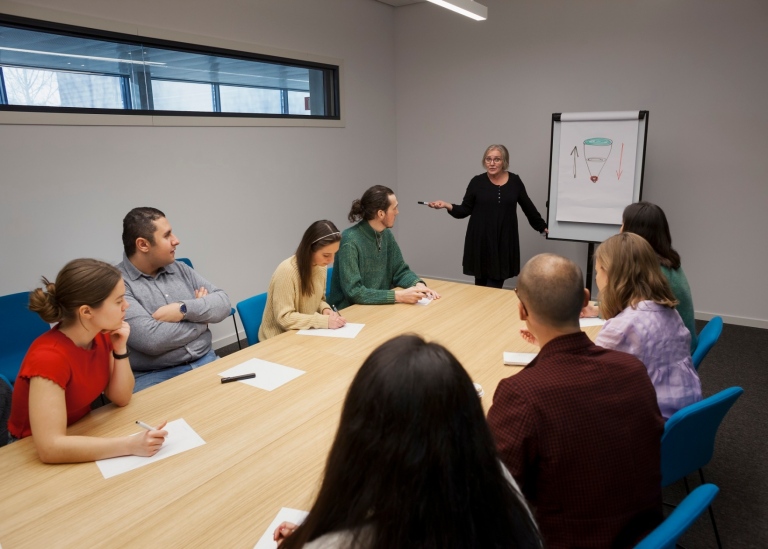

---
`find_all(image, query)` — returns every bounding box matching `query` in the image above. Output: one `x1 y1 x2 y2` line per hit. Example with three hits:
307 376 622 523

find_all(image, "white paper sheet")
296 322 365 339
95 418 205 479
254 507 309 549
503 352 537 366
579 317 606 327
218 358 305 391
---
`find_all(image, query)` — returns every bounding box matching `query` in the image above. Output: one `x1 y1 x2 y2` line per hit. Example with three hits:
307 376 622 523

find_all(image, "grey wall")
1 0 766 341
394 0 768 327
0 0 397 346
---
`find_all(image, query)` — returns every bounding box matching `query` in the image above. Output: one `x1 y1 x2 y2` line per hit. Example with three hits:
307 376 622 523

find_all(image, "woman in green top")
621 201 698 352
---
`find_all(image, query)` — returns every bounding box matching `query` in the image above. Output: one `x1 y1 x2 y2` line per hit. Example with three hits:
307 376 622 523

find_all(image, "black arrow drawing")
570 146 579 178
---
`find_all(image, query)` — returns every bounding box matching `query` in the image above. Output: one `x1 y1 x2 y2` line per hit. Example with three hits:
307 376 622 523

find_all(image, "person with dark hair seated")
328 185 439 309
118 207 231 391
581 201 697 352
259 220 346 340
273 334 542 549
488 253 664 548
621 201 698 351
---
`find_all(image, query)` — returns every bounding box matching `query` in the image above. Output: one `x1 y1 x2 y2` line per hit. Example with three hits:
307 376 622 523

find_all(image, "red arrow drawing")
616 143 624 180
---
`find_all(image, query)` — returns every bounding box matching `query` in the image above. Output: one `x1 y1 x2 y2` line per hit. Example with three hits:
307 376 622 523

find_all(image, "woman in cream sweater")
259 220 346 340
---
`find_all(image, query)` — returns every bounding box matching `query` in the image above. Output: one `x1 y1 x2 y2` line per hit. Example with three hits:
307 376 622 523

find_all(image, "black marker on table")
221 373 256 384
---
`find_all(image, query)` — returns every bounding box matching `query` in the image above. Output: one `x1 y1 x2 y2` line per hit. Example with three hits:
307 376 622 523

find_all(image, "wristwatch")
178 301 187 319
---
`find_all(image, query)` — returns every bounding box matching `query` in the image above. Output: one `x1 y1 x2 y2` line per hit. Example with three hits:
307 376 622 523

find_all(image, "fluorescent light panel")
425 0 487 21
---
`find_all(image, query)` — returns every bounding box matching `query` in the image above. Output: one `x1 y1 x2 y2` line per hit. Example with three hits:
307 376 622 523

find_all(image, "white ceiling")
373 0 425 6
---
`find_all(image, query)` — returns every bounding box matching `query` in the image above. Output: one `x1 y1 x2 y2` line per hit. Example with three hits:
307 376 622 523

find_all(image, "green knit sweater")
328 221 422 309
661 265 698 353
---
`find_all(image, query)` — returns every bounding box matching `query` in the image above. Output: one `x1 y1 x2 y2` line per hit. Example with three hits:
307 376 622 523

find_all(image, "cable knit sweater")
258 256 331 341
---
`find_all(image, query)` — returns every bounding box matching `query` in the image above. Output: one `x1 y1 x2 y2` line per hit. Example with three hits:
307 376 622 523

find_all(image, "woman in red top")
8 258 167 463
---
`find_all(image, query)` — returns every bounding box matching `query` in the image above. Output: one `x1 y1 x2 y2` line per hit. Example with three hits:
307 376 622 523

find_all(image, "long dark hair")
281 335 541 549
622 201 681 269
295 220 341 297
347 185 393 223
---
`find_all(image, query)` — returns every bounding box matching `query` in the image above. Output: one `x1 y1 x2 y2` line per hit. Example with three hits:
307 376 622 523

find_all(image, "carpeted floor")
662 320 768 548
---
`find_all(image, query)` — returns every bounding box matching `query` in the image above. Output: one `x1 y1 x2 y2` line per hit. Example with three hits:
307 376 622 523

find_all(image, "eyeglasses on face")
485 157 503 164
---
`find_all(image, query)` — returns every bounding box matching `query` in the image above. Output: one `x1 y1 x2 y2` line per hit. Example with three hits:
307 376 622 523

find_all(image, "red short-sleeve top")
8 327 112 439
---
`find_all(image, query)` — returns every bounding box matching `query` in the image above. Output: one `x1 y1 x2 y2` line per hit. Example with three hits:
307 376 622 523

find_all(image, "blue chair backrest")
325 266 333 299
692 316 723 370
661 386 743 487
0 292 51 386
237 293 268 346
177 257 238 319
634 484 719 549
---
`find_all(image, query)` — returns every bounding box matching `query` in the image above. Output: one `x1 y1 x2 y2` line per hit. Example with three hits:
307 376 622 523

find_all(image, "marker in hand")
221 373 256 384
417 201 429 205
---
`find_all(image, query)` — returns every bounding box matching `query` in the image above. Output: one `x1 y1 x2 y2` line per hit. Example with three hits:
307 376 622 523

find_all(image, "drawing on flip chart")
555 118 639 224
583 137 612 183
570 146 579 178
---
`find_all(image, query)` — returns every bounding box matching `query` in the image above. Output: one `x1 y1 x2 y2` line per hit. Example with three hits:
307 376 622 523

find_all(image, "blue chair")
236 293 268 346
177 257 242 349
325 266 333 299
0 291 51 387
661 386 744 549
0 374 12 447
635 484 719 549
692 316 723 370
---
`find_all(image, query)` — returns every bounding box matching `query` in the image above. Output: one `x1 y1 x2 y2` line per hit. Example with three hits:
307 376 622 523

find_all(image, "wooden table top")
0 279 601 548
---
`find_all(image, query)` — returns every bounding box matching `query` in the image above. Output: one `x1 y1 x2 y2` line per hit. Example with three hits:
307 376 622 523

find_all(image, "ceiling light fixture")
425 0 487 21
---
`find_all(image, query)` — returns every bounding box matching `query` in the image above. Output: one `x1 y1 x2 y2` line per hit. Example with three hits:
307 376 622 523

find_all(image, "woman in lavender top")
594 233 701 419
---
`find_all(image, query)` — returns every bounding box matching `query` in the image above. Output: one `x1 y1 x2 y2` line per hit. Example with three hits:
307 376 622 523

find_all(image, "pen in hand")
136 420 156 431
221 373 256 383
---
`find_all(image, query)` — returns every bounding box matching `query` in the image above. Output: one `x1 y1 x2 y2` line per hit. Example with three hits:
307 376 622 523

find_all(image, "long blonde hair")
595 233 678 320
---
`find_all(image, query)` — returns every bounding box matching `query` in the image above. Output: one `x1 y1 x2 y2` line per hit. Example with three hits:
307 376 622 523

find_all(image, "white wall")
394 0 768 327
0 0 397 345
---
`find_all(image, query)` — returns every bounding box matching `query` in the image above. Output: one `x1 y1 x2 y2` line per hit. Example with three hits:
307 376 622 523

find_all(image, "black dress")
449 172 547 280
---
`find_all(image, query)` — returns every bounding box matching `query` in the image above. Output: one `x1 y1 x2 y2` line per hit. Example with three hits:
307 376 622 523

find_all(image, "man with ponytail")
328 186 440 309
118 207 231 391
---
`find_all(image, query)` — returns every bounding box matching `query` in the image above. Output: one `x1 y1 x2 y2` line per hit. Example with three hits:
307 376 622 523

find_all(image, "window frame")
0 10 343 127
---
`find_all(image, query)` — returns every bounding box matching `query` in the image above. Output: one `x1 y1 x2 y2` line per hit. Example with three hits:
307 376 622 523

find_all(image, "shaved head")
517 254 585 329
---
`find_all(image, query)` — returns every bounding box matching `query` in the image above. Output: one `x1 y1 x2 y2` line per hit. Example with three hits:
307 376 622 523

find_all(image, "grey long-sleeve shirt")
117 254 231 371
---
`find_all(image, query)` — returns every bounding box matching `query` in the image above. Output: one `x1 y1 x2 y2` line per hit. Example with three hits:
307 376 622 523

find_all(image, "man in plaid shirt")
488 254 664 548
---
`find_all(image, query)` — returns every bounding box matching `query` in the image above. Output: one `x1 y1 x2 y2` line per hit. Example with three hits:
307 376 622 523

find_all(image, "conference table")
0 279 602 548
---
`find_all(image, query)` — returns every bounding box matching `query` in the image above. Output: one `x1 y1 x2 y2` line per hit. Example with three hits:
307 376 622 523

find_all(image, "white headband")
311 231 341 245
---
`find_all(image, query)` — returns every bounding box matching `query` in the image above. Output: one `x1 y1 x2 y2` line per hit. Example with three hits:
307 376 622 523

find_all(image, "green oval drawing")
584 137 613 146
